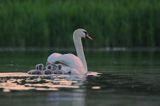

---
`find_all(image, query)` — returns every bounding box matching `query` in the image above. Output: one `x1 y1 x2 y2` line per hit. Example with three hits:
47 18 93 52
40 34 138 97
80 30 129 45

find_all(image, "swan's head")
73 28 92 40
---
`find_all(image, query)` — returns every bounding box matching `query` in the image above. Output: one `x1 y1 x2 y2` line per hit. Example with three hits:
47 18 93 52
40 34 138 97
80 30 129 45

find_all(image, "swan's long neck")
73 35 88 73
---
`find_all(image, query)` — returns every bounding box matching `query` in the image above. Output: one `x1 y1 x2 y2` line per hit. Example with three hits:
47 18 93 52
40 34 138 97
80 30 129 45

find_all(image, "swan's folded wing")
47 53 62 63
51 54 86 75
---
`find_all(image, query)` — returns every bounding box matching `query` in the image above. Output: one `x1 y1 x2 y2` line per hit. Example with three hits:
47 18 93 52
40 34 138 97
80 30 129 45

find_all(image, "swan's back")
47 53 62 63
48 53 86 75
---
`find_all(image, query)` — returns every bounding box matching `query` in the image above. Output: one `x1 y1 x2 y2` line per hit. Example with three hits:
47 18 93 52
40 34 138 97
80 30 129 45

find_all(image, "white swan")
47 28 92 75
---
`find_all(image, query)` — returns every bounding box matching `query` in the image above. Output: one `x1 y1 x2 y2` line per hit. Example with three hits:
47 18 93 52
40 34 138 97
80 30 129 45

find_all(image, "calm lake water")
0 49 160 106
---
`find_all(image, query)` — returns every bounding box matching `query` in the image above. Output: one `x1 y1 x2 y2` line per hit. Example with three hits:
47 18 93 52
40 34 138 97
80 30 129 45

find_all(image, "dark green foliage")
0 0 160 48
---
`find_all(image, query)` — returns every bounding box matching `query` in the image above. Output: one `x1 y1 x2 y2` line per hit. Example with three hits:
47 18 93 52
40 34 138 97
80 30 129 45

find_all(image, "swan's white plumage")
47 53 62 64
47 53 86 75
47 28 92 75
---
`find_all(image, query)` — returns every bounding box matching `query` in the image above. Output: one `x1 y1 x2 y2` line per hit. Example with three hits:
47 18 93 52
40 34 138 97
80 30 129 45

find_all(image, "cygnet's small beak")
86 35 93 40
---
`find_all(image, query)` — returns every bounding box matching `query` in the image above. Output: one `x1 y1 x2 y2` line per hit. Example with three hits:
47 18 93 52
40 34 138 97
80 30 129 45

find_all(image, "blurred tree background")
0 0 160 49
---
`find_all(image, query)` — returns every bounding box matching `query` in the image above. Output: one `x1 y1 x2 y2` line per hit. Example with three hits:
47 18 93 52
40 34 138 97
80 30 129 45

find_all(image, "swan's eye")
83 31 88 35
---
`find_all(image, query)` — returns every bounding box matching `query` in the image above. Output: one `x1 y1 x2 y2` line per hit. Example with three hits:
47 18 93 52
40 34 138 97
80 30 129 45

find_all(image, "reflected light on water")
0 90 86 106
47 90 85 106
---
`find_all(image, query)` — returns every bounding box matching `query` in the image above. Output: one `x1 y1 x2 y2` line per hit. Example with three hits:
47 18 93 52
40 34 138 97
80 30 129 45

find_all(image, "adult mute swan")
47 28 92 75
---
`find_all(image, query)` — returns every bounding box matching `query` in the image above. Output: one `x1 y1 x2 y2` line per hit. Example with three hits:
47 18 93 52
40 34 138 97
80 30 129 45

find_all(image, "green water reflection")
0 50 160 106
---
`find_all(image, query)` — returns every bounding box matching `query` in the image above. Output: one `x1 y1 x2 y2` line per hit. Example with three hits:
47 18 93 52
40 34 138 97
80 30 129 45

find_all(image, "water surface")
0 50 160 106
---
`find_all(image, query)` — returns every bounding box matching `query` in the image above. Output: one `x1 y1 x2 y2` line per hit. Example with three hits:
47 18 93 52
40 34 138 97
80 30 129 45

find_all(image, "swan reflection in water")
46 89 86 106
0 87 86 106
